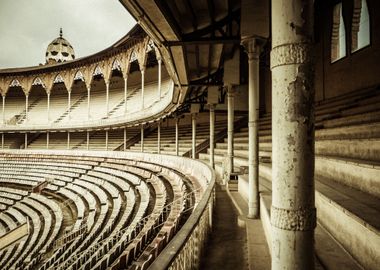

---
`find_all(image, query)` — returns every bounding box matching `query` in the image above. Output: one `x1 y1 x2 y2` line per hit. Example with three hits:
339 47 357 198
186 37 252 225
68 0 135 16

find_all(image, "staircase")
16 97 43 124
54 94 86 123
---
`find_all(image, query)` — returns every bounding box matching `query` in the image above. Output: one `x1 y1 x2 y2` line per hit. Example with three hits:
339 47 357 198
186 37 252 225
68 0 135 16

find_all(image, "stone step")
248 166 380 270
205 145 380 197
256 186 365 270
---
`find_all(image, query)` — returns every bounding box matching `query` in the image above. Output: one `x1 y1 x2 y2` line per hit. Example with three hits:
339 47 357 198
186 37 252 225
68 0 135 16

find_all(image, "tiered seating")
0 150 211 270
199 86 380 270
129 114 229 155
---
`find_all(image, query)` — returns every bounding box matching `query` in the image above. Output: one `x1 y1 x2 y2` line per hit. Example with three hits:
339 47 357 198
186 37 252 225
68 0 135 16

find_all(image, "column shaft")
141 69 145 109
158 58 162 99
46 132 49 149
24 133 28 149
87 86 91 120
124 77 128 114
25 94 29 123
106 81 110 116
246 40 261 219
175 118 179 156
67 132 70 150
1 133 4 149
68 90 71 120
227 86 235 178
209 105 215 168
192 114 197 159
47 93 50 123
123 127 127 151
271 1 316 269
140 125 144 152
2 95 5 125
105 130 109 150
86 131 90 150
157 122 161 154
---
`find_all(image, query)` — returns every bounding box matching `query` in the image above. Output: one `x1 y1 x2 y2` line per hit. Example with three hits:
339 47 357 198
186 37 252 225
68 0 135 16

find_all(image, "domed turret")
45 28 75 64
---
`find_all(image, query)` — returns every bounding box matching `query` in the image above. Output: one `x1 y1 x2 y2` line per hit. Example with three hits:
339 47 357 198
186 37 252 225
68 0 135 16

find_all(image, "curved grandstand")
1 0 380 270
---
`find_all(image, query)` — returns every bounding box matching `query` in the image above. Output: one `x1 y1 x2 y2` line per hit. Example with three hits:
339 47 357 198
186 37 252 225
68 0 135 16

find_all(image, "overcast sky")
0 0 136 68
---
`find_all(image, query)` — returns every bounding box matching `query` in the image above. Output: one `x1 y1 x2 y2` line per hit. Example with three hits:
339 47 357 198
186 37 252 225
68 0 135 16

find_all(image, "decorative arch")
32 77 46 88
54 74 65 84
112 59 122 71
9 79 21 88
93 65 104 77
74 70 85 81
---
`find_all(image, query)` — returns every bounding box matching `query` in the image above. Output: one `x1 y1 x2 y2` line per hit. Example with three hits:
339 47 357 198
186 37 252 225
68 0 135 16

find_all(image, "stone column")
141 67 145 109
140 124 144 152
86 131 90 150
87 86 91 120
192 113 197 159
24 133 28 149
105 130 109 150
209 104 216 168
271 1 316 269
1 133 4 149
46 132 49 149
105 80 110 117
47 92 51 123
124 77 128 114
157 57 162 99
67 132 70 150
2 95 5 125
123 127 127 151
226 85 235 178
243 38 262 219
25 94 29 123
67 89 72 120
175 118 179 156
157 121 161 154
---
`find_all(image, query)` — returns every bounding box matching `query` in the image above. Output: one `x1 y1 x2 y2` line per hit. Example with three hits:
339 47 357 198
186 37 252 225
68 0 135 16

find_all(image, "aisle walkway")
200 184 249 269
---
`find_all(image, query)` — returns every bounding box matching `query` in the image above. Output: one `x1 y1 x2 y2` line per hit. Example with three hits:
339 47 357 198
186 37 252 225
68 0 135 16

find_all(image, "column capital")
225 84 236 95
207 103 216 110
241 37 264 61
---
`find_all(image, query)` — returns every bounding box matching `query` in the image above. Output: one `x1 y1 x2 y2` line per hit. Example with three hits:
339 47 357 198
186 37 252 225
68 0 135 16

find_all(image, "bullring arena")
0 0 379 269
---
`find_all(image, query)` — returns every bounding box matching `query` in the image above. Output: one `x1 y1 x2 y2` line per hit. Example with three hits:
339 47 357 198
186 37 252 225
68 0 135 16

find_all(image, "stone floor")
200 184 271 270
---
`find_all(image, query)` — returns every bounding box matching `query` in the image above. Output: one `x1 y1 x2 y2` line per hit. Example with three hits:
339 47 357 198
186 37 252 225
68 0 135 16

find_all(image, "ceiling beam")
163 37 240 46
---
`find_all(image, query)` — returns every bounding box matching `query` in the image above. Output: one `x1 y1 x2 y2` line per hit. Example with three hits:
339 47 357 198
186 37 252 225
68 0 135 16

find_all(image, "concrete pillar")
123 127 127 151
67 132 70 150
242 38 262 219
175 118 179 156
105 130 109 150
46 132 49 149
25 94 29 123
158 58 162 99
86 131 90 150
124 77 128 114
157 121 161 154
24 133 27 149
105 80 110 117
192 113 197 159
209 104 216 168
1 133 4 149
271 1 316 269
2 95 5 125
140 124 144 152
67 90 72 120
47 92 50 123
87 86 91 120
227 85 235 178
141 68 145 109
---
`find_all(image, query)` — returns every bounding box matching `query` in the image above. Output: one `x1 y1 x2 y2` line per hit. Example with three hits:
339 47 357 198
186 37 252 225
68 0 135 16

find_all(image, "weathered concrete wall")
315 0 380 101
